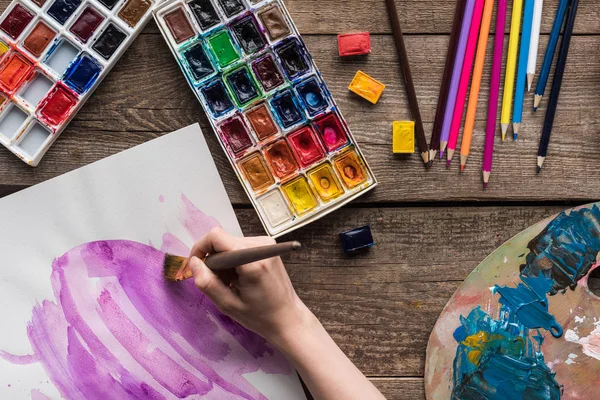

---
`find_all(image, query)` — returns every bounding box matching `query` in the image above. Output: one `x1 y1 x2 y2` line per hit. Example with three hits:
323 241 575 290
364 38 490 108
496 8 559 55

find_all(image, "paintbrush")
163 240 302 281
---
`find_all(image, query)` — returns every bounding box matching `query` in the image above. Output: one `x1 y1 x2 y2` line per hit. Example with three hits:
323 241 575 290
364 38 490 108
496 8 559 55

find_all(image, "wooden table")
1 0 599 398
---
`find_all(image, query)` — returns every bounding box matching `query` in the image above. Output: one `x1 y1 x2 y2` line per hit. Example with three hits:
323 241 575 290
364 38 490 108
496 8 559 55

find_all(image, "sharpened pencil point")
483 182 488 190
501 123 509 138
513 133 518 141
534 94 542 110
421 151 429 166
527 73 534 92
460 164 465 173
439 142 448 159
483 171 491 189
460 155 468 172
537 156 545 173
446 159 452 169
536 166 542 174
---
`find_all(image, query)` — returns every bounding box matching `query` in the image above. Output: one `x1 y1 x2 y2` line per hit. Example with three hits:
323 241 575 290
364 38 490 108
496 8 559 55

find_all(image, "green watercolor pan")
153 0 377 237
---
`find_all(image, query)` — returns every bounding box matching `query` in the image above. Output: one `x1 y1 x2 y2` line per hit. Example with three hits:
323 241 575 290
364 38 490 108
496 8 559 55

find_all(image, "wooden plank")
233 205 568 376
370 378 425 399
0 34 598 202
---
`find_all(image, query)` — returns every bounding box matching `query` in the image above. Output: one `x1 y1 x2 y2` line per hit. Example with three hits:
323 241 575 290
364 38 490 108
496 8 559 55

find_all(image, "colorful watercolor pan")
154 0 376 237
0 0 157 165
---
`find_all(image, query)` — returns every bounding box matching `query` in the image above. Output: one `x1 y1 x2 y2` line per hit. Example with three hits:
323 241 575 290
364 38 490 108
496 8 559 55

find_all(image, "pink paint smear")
1 195 291 399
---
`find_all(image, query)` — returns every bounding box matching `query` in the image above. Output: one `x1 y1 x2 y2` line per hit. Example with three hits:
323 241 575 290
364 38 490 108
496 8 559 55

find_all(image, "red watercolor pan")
287 125 325 167
38 84 78 126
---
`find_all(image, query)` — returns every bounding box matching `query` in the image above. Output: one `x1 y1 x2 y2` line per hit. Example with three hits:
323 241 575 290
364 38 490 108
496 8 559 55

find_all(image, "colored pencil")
512 0 535 141
384 0 429 166
538 0 578 173
440 0 476 158
429 0 467 165
446 0 485 167
460 0 494 172
483 0 507 188
534 0 569 111
527 0 544 92
500 0 523 140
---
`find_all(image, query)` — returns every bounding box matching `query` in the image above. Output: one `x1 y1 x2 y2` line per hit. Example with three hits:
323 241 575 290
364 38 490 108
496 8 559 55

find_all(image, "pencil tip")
483 182 488 190
537 156 545 173
501 123 509 136
536 166 542 174
440 151 445 159
446 160 452 169
534 95 542 110
513 133 518 141
527 74 534 92
460 164 465 173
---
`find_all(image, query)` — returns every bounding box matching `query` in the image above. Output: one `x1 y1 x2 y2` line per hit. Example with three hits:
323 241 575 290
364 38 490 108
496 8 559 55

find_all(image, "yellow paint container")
308 163 344 202
334 149 368 189
348 70 385 104
392 121 415 153
282 176 318 215
0 42 8 57
239 152 274 192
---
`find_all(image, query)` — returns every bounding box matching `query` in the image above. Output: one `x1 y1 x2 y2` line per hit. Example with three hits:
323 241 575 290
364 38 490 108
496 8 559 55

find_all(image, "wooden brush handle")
204 241 301 272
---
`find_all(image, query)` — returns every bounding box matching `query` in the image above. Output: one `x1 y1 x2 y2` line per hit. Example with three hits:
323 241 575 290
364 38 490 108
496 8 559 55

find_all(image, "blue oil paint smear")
64 54 102 94
452 205 600 399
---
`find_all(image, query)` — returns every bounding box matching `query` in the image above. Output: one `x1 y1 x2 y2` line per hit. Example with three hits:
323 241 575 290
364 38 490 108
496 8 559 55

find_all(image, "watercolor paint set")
154 0 377 237
0 0 156 165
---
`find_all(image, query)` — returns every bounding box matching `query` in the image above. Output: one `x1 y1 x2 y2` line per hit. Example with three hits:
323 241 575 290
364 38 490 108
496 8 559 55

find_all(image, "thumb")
189 257 241 312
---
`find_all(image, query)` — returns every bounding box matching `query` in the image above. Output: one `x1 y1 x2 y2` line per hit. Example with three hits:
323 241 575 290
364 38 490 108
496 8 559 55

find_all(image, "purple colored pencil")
440 0 476 158
483 0 508 188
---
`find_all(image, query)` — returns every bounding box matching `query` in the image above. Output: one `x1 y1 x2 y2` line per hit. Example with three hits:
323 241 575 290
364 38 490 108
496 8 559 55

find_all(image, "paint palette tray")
154 0 376 237
0 0 157 165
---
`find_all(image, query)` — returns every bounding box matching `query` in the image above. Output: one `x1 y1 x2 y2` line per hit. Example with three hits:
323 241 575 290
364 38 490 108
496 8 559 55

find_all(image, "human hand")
189 227 314 346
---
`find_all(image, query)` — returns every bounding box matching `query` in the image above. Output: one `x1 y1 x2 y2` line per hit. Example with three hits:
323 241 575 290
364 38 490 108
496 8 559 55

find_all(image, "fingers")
189 256 243 314
189 227 242 259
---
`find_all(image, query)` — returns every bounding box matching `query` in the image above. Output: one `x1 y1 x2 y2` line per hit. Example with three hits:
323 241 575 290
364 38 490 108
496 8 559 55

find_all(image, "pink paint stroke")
2 194 292 399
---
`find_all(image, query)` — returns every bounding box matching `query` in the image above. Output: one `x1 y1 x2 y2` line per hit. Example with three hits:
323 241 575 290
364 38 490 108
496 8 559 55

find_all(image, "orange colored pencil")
460 0 494 172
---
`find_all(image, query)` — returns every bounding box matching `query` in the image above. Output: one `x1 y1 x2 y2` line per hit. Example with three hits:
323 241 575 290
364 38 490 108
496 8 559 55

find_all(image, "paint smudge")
1 195 292 399
452 206 600 398
565 321 600 361
158 194 165 203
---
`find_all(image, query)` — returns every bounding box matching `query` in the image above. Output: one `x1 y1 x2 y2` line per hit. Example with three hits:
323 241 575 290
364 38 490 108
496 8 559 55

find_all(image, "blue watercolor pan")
181 40 215 83
269 89 304 129
155 0 377 237
199 78 234 117
63 54 102 94
294 75 329 117
48 0 83 25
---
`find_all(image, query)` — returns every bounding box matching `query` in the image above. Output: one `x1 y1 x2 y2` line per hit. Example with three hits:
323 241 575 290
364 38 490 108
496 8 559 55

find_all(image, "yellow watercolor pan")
392 121 415 154
282 176 318 215
348 70 385 104
307 163 344 202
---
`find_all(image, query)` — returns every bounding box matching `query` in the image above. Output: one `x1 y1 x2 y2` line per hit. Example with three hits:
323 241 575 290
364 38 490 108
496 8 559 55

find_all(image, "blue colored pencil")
512 0 535 140
534 0 569 111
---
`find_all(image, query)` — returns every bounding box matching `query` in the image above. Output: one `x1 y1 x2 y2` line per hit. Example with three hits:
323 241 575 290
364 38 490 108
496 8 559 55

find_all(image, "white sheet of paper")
0 124 306 400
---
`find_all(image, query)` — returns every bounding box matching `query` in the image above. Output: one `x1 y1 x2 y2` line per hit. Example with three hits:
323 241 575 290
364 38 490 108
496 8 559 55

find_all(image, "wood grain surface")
0 0 598 398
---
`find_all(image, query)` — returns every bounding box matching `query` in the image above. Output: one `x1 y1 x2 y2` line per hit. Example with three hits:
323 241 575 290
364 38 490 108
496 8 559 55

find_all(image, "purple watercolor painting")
0 195 294 399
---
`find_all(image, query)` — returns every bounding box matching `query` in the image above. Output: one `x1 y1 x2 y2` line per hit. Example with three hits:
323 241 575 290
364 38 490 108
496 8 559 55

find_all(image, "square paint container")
154 0 377 237
0 0 157 165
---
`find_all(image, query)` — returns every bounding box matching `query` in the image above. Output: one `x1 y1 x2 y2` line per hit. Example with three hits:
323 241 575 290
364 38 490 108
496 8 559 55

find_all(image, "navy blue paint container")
339 225 374 253
182 42 214 82
274 38 310 80
48 0 83 25
269 89 305 129
200 79 234 118
64 54 102 94
295 76 329 117
225 66 260 106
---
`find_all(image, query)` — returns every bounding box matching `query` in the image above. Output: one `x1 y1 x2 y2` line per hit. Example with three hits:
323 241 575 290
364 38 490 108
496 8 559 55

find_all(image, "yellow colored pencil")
500 0 523 140
460 0 494 172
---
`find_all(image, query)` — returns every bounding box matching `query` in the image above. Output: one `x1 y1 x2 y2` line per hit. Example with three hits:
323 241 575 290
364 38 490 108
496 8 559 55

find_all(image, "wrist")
268 301 321 353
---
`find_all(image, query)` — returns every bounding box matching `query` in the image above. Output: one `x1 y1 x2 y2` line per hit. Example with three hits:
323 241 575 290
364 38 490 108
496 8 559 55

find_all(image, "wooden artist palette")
0 0 157 165
153 0 377 237
425 204 600 399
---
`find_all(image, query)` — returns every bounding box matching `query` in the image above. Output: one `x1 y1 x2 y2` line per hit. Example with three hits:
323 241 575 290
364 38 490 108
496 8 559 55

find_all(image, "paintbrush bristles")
163 254 192 282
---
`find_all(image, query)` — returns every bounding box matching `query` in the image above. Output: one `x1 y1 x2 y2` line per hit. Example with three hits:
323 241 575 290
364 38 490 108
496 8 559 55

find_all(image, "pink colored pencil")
483 0 508 188
446 0 485 167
